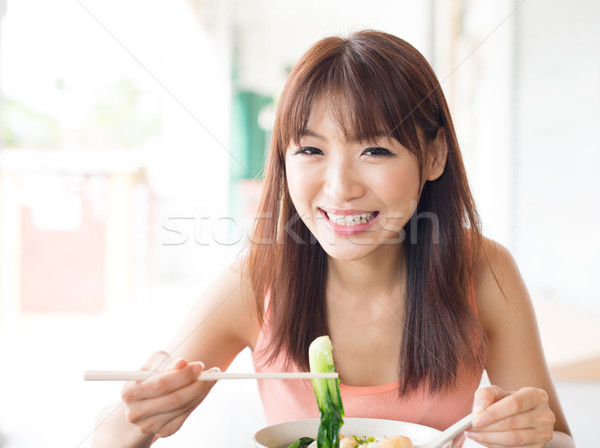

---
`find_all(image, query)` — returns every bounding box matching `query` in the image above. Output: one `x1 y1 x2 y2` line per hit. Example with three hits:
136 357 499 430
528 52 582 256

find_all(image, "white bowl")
252 417 452 448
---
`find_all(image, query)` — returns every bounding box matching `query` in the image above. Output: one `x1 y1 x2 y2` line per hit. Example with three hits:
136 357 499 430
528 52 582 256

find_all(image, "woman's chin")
318 241 379 262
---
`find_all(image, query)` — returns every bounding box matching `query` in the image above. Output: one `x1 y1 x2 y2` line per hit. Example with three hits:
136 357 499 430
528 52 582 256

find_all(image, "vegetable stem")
309 336 345 448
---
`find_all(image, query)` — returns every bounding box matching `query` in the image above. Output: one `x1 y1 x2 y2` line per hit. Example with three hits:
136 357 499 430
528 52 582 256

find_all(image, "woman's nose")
323 157 366 202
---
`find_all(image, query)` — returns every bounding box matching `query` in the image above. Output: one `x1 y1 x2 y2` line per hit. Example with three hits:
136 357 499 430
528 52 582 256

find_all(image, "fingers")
465 428 542 448
472 387 549 428
472 403 555 432
473 385 511 414
125 377 210 435
119 351 220 439
123 361 205 401
467 406 555 446
139 350 197 373
468 386 555 447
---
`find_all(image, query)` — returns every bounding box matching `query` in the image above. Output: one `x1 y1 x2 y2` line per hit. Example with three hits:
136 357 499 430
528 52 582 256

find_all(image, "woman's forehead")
299 95 394 142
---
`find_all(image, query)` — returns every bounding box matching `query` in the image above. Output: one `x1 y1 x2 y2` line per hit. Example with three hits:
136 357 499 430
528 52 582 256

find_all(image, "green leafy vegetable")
309 335 345 448
286 436 315 448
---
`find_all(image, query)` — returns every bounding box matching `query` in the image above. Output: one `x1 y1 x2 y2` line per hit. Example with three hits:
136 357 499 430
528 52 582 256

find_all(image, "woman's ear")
426 128 448 181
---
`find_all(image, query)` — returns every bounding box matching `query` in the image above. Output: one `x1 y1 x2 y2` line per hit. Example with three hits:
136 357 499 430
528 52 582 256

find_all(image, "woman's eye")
362 147 395 157
294 146 323 156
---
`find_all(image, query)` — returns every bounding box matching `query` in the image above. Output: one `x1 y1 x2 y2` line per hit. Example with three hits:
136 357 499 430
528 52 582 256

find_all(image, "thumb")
187 360 206 375
473 385 509 414
168 357 188 370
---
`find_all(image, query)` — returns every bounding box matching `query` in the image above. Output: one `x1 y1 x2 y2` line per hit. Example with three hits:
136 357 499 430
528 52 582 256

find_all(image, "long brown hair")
245 30 486 394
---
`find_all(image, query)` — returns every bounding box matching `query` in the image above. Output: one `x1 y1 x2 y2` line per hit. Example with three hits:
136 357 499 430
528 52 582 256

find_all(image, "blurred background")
0 0 598 446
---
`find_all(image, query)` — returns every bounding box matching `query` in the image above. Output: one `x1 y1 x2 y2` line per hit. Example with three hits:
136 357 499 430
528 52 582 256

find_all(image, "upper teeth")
326 212 375 226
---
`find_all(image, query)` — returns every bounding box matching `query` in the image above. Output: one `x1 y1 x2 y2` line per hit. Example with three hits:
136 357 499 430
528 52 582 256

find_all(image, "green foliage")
286 437 315 448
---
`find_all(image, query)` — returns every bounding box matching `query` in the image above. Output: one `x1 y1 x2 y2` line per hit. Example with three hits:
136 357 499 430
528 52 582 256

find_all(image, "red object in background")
20 181 106 313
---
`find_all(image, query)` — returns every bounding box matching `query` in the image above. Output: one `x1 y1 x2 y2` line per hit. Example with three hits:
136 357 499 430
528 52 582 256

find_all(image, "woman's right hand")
121 350 217 439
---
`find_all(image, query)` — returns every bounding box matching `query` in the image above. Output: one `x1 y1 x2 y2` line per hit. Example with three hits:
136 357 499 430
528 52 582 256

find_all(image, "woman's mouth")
323 210 378 226
318 208 380 236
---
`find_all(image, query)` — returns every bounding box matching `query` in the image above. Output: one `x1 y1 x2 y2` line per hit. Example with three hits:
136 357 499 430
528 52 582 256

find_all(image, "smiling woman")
92 30 573 448
250 31 483 394
246 30 572 448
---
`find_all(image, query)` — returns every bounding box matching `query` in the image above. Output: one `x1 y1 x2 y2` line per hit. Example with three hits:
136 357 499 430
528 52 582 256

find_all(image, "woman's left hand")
466 385 556 447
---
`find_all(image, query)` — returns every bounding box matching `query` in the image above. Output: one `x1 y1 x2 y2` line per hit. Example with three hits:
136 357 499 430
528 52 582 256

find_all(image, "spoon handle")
416 412 473 448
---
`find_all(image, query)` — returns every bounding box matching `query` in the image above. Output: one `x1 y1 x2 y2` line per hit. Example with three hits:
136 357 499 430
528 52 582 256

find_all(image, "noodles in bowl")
252 417 452 448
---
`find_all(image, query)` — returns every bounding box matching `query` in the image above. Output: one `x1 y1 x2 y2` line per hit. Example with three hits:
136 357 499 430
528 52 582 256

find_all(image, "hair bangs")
277 36 424 158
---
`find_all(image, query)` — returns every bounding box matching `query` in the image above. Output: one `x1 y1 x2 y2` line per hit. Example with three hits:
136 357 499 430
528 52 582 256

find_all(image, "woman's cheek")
374 169 422 227
287 159 321 198
285 165 311 215
378 168 420 201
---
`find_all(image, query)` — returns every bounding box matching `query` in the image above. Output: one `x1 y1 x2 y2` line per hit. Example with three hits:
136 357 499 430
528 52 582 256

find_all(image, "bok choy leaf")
286 436 315 448
309 335 344 448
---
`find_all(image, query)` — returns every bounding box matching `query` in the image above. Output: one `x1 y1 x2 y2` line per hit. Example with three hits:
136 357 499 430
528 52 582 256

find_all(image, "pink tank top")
251 290 483 446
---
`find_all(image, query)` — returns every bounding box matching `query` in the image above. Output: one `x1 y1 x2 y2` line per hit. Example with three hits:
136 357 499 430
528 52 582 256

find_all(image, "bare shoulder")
166 257 262 369
472 237 530 339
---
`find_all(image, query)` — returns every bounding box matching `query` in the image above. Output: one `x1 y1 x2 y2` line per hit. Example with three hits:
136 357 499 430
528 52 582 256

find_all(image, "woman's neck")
326 243 406 305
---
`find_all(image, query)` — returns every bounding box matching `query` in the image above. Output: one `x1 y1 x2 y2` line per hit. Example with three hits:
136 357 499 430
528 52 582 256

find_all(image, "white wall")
514 0 600 310
438 0 600 312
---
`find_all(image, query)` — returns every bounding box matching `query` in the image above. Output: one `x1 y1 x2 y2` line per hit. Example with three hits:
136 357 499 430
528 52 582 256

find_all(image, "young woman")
93 30 573 448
